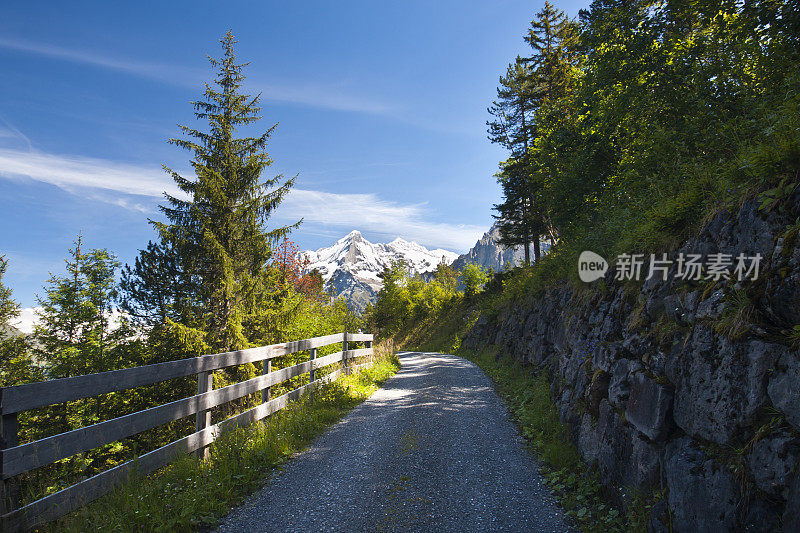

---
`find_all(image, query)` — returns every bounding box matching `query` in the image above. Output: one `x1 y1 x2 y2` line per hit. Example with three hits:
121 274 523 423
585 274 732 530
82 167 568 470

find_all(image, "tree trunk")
533 234 541 262
523 237 531 266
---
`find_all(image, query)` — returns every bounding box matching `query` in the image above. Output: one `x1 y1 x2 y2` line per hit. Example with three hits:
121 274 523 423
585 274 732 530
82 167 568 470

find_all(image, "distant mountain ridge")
304 224 531 311
304 230 458 312
451 223 527 272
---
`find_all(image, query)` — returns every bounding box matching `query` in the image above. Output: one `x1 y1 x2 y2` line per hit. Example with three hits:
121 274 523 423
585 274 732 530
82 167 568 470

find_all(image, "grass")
48 346 400 532
459 349 658 533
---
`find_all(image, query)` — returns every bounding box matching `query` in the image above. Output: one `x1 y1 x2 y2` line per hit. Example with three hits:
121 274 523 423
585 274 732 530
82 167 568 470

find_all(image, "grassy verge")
460 349 657 533
49 347 400 532
393 299 656 532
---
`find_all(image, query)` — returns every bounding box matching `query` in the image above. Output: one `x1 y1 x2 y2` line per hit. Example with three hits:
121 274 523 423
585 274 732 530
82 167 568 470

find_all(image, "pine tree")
34 236 122 378
488 2 578 262
0 256 40 387
153 31 298 352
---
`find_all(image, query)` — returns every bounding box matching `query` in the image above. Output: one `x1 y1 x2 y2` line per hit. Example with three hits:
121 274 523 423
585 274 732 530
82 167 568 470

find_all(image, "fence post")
366 339 372 363
309 347 317 385
262 359 272 403
342 333 349 375
0 397 19 517
195 371 213 460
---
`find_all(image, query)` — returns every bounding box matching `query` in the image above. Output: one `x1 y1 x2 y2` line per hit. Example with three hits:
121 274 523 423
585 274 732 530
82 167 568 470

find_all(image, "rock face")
451 222 536 271
462 197 800 531
624 374 673 442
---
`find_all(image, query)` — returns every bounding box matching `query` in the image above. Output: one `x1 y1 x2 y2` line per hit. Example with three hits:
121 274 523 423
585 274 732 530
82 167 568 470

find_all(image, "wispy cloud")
0 147 481 251
0 116 33 151
280 189 483 250
0 148 180 198
0 37 394 115
0 37 202 85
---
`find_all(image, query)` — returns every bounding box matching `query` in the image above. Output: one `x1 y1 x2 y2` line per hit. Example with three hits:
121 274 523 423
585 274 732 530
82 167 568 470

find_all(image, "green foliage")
0 256 41 388
369 259 462 336
460 263 489 299
151 31 298 354
34 236 130 378
484 0 800 306
49 350 400 532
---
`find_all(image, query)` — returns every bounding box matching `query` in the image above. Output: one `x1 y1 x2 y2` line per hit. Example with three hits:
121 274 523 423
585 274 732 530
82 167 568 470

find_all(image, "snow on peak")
303 231 459 307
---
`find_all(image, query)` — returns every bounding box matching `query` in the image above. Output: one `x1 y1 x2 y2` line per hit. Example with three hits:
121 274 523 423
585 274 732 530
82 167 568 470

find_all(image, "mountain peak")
338 229 363 243
304 232 459 312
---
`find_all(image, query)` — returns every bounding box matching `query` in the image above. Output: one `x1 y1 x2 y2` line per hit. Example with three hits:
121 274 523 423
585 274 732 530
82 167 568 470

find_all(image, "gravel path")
216 352 572 533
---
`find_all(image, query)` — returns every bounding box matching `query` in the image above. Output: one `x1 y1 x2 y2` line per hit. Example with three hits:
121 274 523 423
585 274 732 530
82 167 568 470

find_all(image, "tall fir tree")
152 31 298 353
488 2 578 262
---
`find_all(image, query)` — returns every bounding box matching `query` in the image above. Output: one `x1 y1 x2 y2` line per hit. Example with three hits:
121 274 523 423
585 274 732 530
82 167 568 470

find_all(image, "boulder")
767 352 800 431
595 400 661 492
608 358 641 409
625 373 674 441
745 429 800 499
670 331 782 444
665 437 739 532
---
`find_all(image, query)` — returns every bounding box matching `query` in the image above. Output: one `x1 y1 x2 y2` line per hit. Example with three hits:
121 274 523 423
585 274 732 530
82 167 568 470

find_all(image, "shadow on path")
216 352 572 533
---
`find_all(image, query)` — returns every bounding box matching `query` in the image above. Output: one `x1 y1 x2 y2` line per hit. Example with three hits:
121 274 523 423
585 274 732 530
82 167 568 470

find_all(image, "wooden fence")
0 332 373 531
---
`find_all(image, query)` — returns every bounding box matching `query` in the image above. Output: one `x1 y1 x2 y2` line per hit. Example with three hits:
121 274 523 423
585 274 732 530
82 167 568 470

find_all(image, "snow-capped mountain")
304 230 458 312
304 225 546 311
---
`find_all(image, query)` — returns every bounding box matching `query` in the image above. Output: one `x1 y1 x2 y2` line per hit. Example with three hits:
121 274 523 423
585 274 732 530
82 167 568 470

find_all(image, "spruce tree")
153 31 298 352
0 256 40 387
488 2 577 262
34 236 122 379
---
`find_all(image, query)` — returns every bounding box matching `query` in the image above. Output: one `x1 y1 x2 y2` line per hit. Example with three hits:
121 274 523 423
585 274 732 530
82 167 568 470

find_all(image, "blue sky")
0 0 588 307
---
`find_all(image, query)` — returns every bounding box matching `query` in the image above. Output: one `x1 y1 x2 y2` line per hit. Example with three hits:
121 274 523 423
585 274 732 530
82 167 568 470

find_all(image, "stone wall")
462 198 800 532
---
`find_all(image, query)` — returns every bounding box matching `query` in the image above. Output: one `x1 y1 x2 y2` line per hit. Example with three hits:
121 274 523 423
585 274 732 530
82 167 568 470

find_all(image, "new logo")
578 251 608 282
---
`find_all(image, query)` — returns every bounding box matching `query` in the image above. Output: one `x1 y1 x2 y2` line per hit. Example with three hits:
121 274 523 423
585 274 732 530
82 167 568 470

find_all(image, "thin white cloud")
0 147 482 251
280 189 483 251
0 148 181 198
0 37 394 115
9 307 127 335
0 37 202 84
0 116 33 151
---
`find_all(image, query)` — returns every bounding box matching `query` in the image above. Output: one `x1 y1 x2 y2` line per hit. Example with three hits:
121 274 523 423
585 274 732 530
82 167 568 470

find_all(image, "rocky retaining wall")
462 198 800 532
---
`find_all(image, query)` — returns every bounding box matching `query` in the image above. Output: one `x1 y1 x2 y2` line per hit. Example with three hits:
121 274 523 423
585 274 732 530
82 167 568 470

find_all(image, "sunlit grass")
459 349 656 533
49 347 400 532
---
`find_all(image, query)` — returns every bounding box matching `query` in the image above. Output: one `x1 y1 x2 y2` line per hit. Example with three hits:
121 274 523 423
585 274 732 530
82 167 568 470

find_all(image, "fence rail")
0 332 373 531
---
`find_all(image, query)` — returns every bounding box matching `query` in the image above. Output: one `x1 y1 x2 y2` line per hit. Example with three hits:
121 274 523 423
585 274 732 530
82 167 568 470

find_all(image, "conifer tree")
488 60 538 264
34 236 122 379
120 240 195 327
153 31 298 352
0 256 40 387
488 2 577 263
